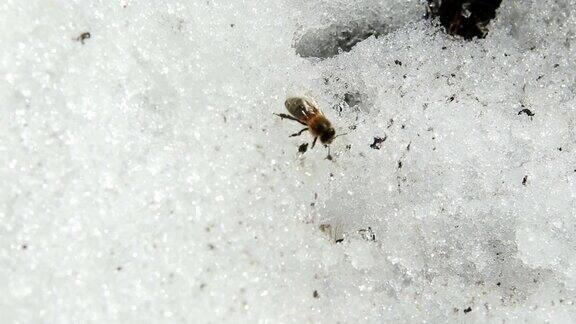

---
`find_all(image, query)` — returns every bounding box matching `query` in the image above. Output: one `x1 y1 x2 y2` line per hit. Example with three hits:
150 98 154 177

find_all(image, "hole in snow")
294 20 389 59
427 0 503 39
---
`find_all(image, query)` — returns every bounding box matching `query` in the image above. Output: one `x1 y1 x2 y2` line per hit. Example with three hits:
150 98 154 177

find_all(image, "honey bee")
275 96 336 148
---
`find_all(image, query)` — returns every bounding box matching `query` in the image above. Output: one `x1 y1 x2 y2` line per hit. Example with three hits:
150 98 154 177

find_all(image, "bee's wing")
285 97 321 122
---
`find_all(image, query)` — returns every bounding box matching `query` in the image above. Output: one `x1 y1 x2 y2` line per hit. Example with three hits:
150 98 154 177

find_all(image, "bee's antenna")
334 124 357 140
333 132 348 139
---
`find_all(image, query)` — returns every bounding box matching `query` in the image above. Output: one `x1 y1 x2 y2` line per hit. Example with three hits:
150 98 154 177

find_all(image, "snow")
1 0 576 322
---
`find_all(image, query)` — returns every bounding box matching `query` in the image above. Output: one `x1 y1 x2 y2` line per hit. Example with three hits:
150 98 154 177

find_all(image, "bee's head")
320 127 336 144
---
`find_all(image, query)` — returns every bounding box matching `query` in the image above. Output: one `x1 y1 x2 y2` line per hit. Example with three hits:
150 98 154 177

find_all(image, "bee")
275 96 336 149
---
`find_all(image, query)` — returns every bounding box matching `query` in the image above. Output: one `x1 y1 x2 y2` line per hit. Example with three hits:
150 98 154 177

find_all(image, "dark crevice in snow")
427 0 503 39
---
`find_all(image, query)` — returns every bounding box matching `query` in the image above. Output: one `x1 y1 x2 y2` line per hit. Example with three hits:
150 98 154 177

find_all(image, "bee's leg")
290 127 309 137
325 145 333 161
274 113 297 121
311 137 318 149
274 113 307 126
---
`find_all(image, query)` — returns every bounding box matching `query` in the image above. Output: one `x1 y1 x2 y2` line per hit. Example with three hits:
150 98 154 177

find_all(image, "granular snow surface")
1 0 576 322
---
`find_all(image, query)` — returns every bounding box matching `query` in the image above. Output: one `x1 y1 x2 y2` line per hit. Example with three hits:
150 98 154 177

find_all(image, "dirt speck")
518 108 535 117
370 136 387 150
76 32 91 44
